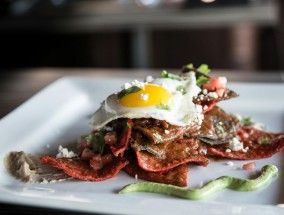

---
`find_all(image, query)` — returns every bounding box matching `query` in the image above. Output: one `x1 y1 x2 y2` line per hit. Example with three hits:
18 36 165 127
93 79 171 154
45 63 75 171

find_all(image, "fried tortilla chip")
207 127 284 159
134 137 209 172
123 153 188 187
40 156 129 181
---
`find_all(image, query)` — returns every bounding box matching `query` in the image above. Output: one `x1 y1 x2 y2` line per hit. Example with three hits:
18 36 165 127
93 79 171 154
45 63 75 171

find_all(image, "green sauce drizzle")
119 165 278 200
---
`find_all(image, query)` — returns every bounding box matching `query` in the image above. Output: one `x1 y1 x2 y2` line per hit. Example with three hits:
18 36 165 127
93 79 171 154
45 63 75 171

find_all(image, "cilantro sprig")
186 63 212 87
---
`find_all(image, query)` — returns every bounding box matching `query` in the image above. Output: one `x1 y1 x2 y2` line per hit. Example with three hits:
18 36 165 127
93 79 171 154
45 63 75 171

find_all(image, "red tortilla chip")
201 101 217 114
135 138 209 172
207 127 284 159
123 153 188 187
110 119 133 157
40 156 129 181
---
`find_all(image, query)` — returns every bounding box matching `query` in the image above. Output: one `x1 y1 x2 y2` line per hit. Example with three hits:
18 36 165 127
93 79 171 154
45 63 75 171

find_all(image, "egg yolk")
119 84 173 107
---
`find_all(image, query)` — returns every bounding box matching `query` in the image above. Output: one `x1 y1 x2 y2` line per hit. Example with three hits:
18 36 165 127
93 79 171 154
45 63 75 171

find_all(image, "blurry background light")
50 0 68 7
136 0 163 8
201 0 216 3
0 0 282 71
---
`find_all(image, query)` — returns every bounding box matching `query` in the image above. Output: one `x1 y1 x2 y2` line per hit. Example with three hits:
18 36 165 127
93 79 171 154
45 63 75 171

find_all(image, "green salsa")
119 165 278 200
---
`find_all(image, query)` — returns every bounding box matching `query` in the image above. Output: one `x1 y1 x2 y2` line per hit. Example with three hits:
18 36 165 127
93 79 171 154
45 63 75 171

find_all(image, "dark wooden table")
0 68 283 214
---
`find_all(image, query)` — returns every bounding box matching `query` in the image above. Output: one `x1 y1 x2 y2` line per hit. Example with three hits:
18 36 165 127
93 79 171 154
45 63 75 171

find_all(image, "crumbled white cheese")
131 80 145 88
56 145 77 158
242 146 249 153
122 82 131 90
164 129 170 134
122 80 145 90
146 75 154 82
203 105 208 110
226 161 234 166
161 82 169 90
104 126 113 131
195 105 204 125
140 93 148 101
200 148 207 155
207 92 218 98
227 134 250 153
225 149 232 153
251 122 266 131
228 138 244 152
202 89 208 94
199 94 204 100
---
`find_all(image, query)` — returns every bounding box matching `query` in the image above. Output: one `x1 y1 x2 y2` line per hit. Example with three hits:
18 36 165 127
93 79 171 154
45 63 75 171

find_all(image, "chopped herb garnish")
241 117 253 126
186 63 211 87
197 64 211 75
93 130 105 154
156 103 171 111
176 85 187 95
153 132 162 140
117 86 142 99
85 130 105 154
196 76 209 87
186 63 194 70
126 121 132 128
161 70 181 80
84 134 92 142
215 124 225 134
187 63 211 75
258 137 270 145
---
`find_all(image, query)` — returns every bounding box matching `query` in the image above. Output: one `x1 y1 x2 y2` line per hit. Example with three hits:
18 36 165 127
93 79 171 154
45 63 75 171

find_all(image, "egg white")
89 72 203 130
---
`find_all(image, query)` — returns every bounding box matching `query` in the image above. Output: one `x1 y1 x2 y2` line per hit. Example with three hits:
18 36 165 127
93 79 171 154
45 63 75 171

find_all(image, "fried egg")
89 72 203 130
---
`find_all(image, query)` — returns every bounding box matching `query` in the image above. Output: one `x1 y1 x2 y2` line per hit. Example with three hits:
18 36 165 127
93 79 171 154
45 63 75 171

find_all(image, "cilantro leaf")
176 85 187 95
215 124 225 134
185 63 211 87
197 64 211 75
92 130 105 154
196 76 209 87
117 86 142 99
126 121 132 128
156 103 171 111
161 70 181 80
258 137 270 145
85 130 105 154
241 117 253 126
186 63 194 70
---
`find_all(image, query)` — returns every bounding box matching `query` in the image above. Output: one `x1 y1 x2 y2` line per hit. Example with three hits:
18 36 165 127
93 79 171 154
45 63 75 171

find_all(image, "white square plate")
0 77 283 215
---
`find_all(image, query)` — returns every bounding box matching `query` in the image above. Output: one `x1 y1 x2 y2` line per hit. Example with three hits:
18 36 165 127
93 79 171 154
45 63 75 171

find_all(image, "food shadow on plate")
276 152 284 205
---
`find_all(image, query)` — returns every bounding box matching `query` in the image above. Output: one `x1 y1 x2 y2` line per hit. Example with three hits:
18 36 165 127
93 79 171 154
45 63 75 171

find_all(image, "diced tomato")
90 154 103 171
92 154 102 161
101 154 113 165
203 77 227 97
104 131 117 145
81 148 95 161
77 135 93 155
216 88 225 97
242 162 256 170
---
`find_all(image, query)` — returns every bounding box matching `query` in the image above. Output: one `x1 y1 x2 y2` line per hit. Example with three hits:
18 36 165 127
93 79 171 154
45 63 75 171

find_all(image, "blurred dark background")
0 0 283 71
